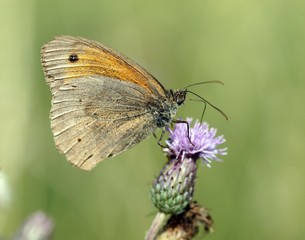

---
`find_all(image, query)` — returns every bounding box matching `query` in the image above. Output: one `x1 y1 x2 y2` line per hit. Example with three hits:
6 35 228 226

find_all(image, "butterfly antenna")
200 101 207 122
186 90 228 120
184 80 224 90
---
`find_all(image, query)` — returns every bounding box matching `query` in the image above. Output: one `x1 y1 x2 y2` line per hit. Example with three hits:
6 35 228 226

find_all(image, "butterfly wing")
41 36 167 170
41 36 166 97
50 76 156 170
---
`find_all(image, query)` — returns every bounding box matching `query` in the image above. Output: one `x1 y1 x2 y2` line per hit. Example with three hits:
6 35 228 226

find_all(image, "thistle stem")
145 212 166 240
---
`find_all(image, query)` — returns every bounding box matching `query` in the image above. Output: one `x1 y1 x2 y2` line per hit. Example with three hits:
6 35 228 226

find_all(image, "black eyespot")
69 54 79 62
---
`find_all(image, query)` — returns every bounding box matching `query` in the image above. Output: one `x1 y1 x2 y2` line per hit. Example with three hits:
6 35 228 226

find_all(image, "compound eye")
176 92 186 106
177 98 184 106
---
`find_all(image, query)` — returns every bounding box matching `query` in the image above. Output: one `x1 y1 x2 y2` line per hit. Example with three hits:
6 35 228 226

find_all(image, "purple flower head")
164 119 227 167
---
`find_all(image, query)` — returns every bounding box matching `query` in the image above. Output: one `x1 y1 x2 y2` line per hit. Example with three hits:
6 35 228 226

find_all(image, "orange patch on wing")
42 36 166 96
65 46 151 90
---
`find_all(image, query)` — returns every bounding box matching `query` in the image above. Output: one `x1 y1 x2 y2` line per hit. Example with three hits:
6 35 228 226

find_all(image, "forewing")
50 76 156 170
41 35 166 97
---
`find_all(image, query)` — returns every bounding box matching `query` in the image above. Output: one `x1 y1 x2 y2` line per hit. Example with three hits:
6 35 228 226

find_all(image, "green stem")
145 212 166 240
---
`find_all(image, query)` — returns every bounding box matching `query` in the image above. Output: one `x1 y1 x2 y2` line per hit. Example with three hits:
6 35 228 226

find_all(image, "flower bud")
151 157 196 215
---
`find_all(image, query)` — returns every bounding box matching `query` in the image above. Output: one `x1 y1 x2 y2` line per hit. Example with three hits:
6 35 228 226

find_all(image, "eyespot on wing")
41 36 166 97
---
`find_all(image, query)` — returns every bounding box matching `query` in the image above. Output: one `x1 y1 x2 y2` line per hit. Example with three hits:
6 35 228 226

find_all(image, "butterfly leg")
156 130 166 148
172 120 194 146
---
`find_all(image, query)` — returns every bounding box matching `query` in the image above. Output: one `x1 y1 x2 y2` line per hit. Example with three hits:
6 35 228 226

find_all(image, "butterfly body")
41 36 186 170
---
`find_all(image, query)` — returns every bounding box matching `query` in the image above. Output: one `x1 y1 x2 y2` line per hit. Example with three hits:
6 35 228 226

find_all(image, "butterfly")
41 36 186 170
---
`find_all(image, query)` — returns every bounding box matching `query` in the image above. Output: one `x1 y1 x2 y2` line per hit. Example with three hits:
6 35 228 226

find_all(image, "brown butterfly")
41 36 186 170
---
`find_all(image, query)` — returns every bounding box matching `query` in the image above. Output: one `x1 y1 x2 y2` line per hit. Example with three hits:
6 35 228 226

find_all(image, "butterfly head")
171 89 187 106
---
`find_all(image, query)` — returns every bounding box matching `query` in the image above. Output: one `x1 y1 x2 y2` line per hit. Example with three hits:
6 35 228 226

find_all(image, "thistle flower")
164 118 227 167
151 119 227 215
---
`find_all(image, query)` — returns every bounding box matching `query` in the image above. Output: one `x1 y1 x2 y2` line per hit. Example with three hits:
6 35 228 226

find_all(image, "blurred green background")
1 0 305 239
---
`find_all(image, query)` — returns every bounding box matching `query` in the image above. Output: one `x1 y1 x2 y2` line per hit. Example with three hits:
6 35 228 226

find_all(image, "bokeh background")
1 0 305 239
